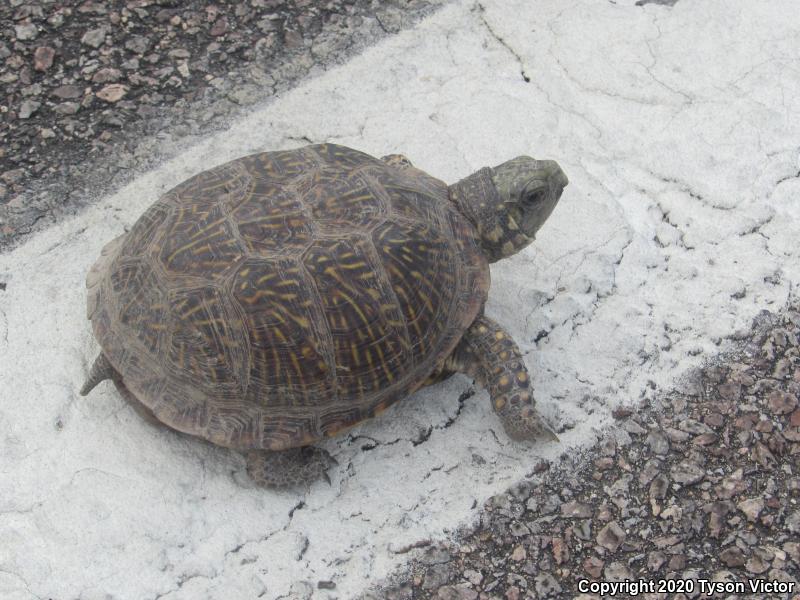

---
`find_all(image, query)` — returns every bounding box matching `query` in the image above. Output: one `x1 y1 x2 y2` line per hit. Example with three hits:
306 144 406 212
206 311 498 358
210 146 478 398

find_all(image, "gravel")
364 306 800 599
0 0 446 251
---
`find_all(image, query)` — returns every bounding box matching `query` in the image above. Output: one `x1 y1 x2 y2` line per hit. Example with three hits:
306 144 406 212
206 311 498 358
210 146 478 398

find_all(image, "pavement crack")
473 2 530 83
152 572 215 600
288 500 305 519
0 306 8 345
440 387 476 431
411 425 434 446
390 539 432 554
776 169 800 186
651 171 734 211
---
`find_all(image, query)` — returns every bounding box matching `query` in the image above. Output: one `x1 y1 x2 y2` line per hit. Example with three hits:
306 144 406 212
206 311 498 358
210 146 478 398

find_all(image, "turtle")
81 143 568 488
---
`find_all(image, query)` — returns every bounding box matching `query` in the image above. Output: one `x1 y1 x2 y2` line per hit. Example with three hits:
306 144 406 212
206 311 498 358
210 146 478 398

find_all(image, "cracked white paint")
1 0 799 598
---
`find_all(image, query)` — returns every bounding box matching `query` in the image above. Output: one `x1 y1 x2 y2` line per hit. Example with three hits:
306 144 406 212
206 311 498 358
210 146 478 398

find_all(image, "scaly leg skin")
245 447 338 489
450 315 558 442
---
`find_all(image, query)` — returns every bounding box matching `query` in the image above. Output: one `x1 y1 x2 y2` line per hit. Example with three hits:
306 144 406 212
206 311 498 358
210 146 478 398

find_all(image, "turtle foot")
245 447 337 489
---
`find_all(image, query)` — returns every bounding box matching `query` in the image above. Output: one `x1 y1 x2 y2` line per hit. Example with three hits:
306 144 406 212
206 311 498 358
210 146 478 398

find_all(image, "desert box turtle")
81 143 568 487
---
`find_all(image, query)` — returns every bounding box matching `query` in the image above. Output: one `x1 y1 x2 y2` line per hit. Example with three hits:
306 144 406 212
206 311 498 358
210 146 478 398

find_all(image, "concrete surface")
1 0 798 598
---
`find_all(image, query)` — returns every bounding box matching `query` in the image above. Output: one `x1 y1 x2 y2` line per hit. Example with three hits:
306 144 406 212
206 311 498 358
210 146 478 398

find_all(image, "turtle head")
449 156 568 262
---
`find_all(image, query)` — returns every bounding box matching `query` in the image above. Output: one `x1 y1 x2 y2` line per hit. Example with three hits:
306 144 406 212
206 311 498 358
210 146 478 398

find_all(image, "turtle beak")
545 160 569 192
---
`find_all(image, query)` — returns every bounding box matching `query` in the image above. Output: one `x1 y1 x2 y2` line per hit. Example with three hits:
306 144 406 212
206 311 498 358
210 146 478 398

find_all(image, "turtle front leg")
245 447 337 489
449 315 558 442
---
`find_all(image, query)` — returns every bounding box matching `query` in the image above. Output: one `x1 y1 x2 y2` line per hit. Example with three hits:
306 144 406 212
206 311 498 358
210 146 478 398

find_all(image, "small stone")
783 541 799 563
596 503 614 521
648 551 666 571
422 563 452 590
584 556 604 578
81 27 107 48
604 561 633 581
96 84 127 103
92 68 122 83
639 458 662 485
534 573 561 597
168 48 191 59
594 457 613 470
745 555 770 575
669 554 686 570
649 474 669 500
18 100 40 119
786 510 800 533
121 57 140 71
210 17 228 36
505 586 520 600
126 35 152 54
737 498 764 522
54 102 79 115
790 409 800 427
768 390 798 414
597 521 626 553
317 580 335 589
623 420 647 435
510 544 526 562
612 406 633 419
704 412 725 428
15 22 38 41
646 429 670 455
693 432 718 445
33 46 55 71
679 418 713 434
285 28 304 48
717 471 747 499
437 585 477 600
670 462 704 485
561 501 592 518
718 381 741 401
1 169 25 185
552 537 569 565
665 427 691 442
463 570 482 586
719 546 746 567
51 85 82 99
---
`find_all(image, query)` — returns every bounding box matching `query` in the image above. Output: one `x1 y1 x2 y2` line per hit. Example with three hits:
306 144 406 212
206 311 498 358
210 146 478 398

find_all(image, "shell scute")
303 236 411 399
303 167 385 230
167 161 253 206
232 184 312 256
372 220 455 357
232 258 335 406
157 203 244 280
109 259 168 355
166 286 248 398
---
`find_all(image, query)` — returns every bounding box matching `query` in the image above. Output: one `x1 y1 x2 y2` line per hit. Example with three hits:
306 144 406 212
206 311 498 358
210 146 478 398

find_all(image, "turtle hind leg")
451 315 559 443
245 447 337 489
80 352 115 396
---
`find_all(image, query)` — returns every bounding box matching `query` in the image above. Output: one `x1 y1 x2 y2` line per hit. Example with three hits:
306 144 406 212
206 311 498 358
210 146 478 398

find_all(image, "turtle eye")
521 183 547 207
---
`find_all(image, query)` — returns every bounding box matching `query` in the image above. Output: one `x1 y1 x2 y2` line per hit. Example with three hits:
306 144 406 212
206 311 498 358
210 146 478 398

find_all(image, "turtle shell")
86 144 490 450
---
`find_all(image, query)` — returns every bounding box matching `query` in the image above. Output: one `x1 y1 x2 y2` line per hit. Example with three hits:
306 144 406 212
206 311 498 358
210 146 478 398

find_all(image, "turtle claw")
541 423 560 443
